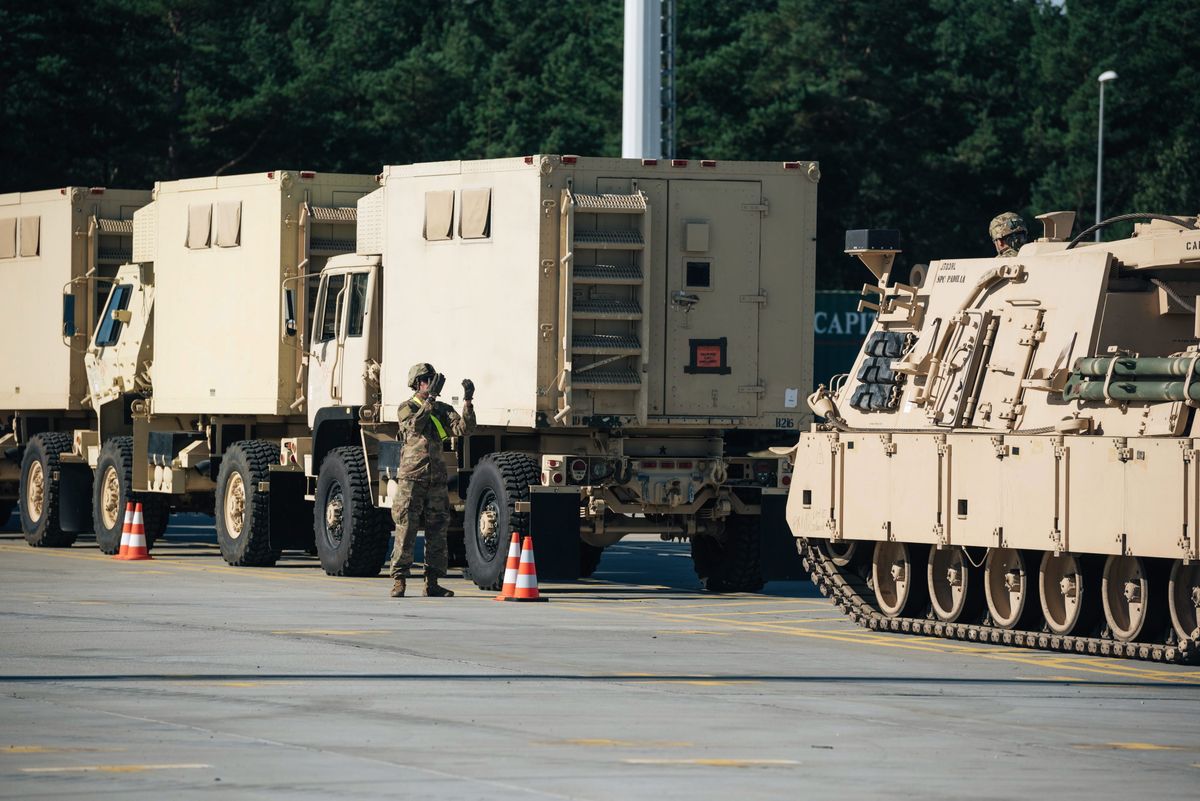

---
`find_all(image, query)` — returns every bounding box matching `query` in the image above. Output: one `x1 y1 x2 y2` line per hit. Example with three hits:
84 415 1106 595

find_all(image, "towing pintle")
845 228 901 284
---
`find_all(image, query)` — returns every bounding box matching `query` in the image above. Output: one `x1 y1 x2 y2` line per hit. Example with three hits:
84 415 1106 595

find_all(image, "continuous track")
798 538 1199 665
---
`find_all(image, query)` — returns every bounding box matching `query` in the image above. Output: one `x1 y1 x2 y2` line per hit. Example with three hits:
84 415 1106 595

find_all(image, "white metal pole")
1095 70 1117 241
622 0 662 159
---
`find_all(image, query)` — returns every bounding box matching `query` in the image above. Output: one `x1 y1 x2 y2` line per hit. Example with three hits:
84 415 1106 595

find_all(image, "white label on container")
784 388 799 408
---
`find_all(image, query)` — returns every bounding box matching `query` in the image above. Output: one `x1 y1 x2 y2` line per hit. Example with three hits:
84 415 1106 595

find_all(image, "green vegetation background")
1 0 1195 286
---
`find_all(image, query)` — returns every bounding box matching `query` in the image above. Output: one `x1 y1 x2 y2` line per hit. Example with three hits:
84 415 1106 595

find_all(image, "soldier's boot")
424 574 454 597
389 578 407 598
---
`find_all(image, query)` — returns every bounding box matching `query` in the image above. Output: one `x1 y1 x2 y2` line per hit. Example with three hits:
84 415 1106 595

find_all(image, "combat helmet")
989 212 1027 242
408 362 436 390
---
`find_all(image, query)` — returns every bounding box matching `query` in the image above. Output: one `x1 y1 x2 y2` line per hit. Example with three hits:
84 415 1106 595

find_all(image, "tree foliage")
1 0 1194 287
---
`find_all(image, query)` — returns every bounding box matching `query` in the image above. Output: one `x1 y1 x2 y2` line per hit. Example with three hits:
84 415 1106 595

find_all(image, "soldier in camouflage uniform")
388 362 476 598
989 212 1029 257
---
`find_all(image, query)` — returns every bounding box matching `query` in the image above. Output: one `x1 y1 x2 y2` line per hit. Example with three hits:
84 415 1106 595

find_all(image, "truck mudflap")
526 486 582 580
760 489 805 581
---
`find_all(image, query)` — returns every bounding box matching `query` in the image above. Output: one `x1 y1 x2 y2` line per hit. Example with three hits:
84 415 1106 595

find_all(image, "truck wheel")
92 437 169 554
692 515 764 593
580 543 604 578
19 433 79 547
464 452 538 590
314 446 388 577
215 440 279 566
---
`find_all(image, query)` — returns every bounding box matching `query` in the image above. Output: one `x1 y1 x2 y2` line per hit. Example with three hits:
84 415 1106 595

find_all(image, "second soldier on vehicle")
389 363 476 598
989 212 1029 257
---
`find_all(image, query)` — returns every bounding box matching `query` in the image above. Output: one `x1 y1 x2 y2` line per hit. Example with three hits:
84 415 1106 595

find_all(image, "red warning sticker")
695 346 723 368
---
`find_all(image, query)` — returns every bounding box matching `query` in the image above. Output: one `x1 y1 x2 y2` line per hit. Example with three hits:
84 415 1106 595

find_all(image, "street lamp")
1095 69 1118 241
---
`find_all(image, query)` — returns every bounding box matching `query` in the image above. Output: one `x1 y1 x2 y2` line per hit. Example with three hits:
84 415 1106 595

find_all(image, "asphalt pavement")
1 512 1198 800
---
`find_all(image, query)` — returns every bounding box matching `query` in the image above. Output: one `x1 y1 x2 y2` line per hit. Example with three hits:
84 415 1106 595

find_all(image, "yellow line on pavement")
556 601 1199 684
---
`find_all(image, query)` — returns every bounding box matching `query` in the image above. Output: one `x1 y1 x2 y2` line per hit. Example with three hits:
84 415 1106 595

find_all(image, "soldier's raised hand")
461 378 475 402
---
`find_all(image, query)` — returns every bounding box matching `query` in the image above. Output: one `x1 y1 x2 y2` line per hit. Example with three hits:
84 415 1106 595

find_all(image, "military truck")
16 170 378 556
1 186 152 542
284 155 817 590
785 211 1200 662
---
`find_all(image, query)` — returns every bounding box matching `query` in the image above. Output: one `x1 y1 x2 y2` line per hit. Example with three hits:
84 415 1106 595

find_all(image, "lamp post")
1095 69 1118 241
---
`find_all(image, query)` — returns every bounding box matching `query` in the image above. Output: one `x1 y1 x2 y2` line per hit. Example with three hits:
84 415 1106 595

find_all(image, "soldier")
388 363 476 598
989 212 1029 257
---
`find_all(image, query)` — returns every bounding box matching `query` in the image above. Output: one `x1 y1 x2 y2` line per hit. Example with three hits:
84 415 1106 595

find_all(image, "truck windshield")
94 284 133 347
318 274 346 342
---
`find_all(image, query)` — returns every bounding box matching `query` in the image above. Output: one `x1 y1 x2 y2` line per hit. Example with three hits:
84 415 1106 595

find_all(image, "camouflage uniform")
388 395 475 579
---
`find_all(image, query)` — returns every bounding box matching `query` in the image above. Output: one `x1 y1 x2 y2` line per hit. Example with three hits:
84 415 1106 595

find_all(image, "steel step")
573 368 642 390
572 300 642 320
572 334 642 355
573 229 644 250
572 193 647 213
575 263 643 284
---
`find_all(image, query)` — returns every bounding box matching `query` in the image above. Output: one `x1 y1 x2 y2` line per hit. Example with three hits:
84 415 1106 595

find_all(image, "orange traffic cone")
494 532 522 601
504 535 547 602
112 502 134 560
115 502 152 561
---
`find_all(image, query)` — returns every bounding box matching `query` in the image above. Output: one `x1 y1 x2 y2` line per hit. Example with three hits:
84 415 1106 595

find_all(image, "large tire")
19 433 79 547
92 437 169 554
463 452 538 590
692 514 764 593
579 543 605 578
215 440 279 566
314 446 389 577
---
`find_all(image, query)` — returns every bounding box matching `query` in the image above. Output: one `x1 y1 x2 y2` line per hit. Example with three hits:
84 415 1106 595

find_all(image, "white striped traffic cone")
501 535 546 602
115 502 152 561
112 502 134 560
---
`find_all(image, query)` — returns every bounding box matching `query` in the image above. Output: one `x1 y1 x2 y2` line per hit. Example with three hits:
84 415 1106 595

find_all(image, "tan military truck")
786 212 1200 662
288 155 817 589
1 186 151 543
21 170 377 558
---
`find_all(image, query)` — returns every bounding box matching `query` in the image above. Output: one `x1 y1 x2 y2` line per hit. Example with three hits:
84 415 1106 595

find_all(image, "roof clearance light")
90 187 106 195
562 155 578 165
642 159 658 166
266 171 275 179
299 171 316 179
671 159 688 167
784 162 801 169
700 160 716 168
524 156 534 164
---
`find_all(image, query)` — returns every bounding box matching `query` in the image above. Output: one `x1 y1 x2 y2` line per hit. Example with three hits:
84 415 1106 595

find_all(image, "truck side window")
318 274 346 342
94 284 133 347
346 273 369 338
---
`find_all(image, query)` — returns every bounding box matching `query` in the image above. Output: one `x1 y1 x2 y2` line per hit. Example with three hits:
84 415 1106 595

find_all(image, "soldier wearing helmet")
989 212 1029 257
387 362 476 598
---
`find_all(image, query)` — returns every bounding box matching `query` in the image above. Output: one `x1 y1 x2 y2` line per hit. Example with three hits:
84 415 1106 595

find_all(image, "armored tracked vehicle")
1 186 152 542
785 212 1200 662
295 155 817 589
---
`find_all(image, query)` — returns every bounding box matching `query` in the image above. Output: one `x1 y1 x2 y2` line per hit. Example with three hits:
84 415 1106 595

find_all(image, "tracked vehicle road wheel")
820 538 862 569
1039 552 1100 636
19 433 79 548
927 547 982 623
872 541 928 617
1101 555 1166 643
314 446 389 577
92 437 169 554
1168 560 1200 642
215 440 279 567
464 452 538 591
984 548 1041 629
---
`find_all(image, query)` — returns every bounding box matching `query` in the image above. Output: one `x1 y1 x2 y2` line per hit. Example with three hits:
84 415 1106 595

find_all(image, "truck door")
665 180 762 416
307 264 378 426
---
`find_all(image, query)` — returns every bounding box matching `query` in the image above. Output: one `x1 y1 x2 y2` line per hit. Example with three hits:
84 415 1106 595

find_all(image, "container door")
664 180 762 416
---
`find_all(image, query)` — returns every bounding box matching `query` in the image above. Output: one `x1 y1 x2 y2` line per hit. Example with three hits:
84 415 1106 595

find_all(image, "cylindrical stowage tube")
1064 378 1200 403
1074 356 1200 379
